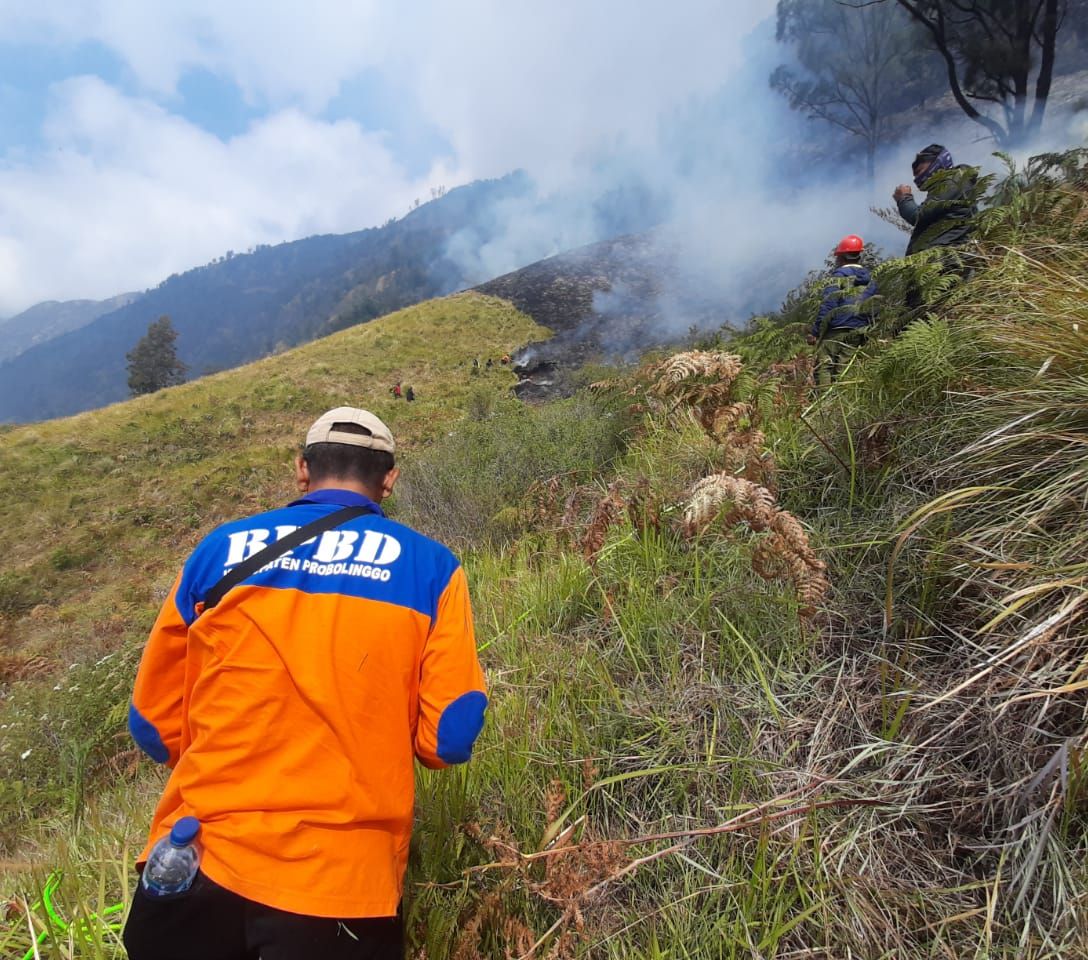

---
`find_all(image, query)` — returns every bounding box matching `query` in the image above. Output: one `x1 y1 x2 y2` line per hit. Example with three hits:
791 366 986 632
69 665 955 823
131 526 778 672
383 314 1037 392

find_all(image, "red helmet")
835 234 864 255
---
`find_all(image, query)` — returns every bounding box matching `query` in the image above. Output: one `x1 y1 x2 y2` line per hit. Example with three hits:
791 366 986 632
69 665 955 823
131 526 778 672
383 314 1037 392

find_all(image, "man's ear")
295 455 310 493
379 466 400 501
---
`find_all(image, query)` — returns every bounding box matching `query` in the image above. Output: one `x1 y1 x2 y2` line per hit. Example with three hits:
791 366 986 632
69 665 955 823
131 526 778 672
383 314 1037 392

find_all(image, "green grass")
3 152 1088 958
0 291 540 658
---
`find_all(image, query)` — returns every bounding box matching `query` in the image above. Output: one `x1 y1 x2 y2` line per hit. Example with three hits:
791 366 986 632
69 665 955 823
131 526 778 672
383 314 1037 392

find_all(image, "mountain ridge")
0 174 532 423
0 293 138 364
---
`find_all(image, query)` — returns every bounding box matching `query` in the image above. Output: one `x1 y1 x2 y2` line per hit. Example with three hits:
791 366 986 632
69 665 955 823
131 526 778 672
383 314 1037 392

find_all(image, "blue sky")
0 1 777 315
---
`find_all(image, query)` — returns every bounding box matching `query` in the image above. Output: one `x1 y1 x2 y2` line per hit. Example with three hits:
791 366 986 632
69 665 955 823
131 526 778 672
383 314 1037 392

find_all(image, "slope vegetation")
0 292 541 683
2 151 1087 960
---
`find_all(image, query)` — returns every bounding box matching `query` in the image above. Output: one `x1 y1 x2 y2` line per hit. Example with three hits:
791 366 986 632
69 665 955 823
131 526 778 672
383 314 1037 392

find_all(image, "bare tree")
773 0 933 179
872 0 1067 144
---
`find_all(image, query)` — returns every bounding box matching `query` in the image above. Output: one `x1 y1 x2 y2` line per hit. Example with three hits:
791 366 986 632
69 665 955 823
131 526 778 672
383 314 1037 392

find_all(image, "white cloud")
0 1 386 108
0 76 451 314
0 0 787 315
0 2 776 136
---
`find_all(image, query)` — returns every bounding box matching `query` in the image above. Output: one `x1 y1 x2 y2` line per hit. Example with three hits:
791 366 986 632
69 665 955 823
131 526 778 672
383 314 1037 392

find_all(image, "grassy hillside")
0 290 540 666
2 151 1087 959
0 291 541 843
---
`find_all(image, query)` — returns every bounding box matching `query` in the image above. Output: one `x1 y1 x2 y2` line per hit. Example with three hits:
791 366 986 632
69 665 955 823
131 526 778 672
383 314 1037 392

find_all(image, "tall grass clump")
872 188 1088 940
0 781 159 960
746 147 1088 956
394 392 635 549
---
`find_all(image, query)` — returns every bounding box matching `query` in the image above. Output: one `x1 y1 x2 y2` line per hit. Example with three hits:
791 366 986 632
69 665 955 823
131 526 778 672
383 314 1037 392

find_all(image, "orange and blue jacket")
128 488 487 918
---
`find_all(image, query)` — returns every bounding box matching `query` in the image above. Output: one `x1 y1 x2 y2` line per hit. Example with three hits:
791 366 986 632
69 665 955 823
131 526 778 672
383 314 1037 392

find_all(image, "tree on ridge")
772 0 937 180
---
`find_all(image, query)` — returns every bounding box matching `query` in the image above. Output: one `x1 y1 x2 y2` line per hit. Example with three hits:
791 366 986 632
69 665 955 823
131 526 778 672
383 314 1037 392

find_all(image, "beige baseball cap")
305 407 395 454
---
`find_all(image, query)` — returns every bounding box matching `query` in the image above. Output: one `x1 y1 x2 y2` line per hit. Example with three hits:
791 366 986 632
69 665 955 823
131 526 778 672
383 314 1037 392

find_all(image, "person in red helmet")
807 235 877 386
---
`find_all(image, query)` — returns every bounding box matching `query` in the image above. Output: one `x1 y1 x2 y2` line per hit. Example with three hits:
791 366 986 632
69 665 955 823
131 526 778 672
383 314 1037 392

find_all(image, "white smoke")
0 0 1082 329
437 16 1087 350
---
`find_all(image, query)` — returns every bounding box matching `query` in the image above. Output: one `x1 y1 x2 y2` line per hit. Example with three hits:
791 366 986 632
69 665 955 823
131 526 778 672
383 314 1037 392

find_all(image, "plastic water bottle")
140 816 201 896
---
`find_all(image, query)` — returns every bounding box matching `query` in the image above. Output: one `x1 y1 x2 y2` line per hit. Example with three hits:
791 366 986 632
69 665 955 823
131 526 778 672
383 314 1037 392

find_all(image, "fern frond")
682 473 829 619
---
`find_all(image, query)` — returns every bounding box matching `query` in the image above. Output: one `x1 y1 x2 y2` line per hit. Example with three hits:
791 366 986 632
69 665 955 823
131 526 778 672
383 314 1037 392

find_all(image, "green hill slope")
0 292 542 678
0 174 531 423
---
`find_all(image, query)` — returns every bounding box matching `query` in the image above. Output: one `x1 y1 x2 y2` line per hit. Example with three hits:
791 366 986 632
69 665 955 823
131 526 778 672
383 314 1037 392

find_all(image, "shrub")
0 570 43 617
394 392 631 548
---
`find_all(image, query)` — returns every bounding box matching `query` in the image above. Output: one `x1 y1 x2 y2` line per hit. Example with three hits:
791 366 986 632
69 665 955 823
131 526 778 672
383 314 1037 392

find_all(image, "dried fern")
649 350 746 419
644 351 778 488
651 350 744 392
580 481 626 562
683 473 829 618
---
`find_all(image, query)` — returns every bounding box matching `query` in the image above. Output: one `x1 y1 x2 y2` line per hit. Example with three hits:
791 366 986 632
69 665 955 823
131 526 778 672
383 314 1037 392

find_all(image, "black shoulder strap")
202 505 371 612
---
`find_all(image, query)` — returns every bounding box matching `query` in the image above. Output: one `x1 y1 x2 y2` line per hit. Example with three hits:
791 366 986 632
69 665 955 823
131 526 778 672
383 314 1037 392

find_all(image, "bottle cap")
169 816 201 846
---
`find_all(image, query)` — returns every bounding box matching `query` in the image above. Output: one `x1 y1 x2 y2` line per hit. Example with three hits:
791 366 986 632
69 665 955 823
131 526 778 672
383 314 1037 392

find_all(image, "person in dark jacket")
808 234 877 386
893 144 978 256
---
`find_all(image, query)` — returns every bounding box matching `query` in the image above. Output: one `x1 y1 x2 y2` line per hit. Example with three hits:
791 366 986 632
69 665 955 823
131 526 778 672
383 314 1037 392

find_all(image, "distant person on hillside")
124 406 487 960
807 234 877 386
405 385 415 402
390 382 402 399
893 144 978 256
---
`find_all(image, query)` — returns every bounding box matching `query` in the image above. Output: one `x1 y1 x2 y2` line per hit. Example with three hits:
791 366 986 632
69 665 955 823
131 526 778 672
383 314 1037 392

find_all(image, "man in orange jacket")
124 406 487 960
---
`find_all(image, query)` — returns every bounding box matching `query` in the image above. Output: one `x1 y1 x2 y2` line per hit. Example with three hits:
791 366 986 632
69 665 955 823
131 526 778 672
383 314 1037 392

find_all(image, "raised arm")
896 192 920 226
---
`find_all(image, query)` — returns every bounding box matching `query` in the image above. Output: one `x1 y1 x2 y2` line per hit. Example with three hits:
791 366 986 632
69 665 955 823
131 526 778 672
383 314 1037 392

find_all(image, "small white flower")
20 749 32 760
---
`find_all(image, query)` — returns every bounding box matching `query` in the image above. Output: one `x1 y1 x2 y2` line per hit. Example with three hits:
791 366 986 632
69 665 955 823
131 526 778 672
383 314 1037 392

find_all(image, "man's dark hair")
303 422 394 487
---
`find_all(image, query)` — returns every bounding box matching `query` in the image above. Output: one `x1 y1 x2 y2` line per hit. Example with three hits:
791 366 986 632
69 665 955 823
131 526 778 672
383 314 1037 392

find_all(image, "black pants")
123 872 403 960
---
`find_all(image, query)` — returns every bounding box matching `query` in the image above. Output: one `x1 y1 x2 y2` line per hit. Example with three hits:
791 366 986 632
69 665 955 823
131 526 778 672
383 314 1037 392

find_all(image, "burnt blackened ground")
475 231 729 399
